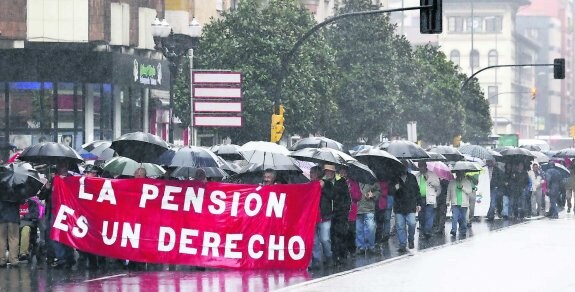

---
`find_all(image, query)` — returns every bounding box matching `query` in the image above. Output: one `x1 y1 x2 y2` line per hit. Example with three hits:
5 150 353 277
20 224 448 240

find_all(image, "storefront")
0 45 171 160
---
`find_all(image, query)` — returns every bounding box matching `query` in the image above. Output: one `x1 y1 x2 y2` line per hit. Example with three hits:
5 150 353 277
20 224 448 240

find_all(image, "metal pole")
401 0 404 35
168 61 177 144
189 48 195 146
471 0 474 75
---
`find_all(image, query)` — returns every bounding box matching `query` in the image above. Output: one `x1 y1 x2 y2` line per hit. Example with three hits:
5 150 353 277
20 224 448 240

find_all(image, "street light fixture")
151 17 201 144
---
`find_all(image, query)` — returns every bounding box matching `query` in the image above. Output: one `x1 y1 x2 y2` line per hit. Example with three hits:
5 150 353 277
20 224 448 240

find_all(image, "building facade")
518 0 574 137
0 0 179 160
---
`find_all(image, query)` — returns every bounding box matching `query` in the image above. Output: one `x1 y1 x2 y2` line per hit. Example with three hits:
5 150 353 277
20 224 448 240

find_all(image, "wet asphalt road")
282 215 575 292
0 216 545 292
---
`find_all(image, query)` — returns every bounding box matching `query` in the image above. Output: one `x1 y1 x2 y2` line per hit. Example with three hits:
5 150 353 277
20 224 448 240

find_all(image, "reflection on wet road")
0 218 536 292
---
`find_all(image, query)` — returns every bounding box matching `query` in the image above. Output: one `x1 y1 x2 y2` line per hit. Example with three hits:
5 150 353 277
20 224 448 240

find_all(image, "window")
450 50 461 66
485 17 503 33
470 50 479 69
488 86 498 104
488 50 498 66
448 16 464 32
448 17 456 32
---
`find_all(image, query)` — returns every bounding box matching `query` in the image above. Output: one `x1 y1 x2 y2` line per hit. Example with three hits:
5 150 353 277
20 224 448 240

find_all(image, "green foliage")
325 0 405 144
396 44 466 144
460 75 493 142
173 57 191 128
192 0 337 143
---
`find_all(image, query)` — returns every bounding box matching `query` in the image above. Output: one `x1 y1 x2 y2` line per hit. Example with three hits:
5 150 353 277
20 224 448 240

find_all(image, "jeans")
487 187 498 219
356 213 376 250
502 195 511 217
451 206 468 235
549 194 559 218
419 205 435 235
312 221 332 264
395 213 416 248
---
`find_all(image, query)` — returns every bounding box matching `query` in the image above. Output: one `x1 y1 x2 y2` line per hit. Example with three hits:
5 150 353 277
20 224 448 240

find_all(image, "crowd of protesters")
2 154 574 271
305 158 575 270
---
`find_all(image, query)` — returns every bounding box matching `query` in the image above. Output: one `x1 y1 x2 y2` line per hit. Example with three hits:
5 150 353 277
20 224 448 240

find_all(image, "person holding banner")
39 162 76 268
262 169 277 186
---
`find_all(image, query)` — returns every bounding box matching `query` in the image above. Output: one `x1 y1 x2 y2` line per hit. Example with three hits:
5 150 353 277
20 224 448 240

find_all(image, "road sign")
193 87 242 99
192 71 243 128
194 116 242 127
193 72 242 84
194 102 242 112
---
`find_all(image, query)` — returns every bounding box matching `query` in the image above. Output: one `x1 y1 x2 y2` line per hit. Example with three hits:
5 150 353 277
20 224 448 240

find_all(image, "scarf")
456 180 463 205
419 175 427 197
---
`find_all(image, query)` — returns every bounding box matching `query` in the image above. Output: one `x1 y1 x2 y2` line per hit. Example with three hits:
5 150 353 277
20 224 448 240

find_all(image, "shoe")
0 262 6 268
568 208 571 213
18 254 30 262
355 249 366 256
324 257 334 267
51 258 70 269
398 247 408 253
466 222 472 227
367 248 379 255
7 261 20 267
486 217 494 222
423 233 432 239
408 241 414 249
450 231 456 237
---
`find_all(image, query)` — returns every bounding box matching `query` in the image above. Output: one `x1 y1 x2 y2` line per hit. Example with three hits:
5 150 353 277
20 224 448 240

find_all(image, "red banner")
50 177 321 270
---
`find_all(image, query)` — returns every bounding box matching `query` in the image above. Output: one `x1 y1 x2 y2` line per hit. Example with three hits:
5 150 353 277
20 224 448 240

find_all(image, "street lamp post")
151 18 201 144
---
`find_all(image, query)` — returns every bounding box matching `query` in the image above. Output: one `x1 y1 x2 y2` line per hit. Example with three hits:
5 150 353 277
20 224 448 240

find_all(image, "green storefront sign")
498 134 519 147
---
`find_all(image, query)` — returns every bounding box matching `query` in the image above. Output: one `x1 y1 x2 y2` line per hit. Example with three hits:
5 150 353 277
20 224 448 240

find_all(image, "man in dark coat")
546 162 562 219
393 161 421 252
330 166 351 264
486 159 505 221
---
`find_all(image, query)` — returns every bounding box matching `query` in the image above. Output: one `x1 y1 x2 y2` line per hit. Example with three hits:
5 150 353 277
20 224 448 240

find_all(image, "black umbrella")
459 145 494 161
428 146 464 161
82 140 116 161
171 167 229 179
210 144 243 161
290 137 343 151
19 142 84 165
289 148 356 166
110 132 169 163
554 148 575 158
0 163 44 203
500 148 535 160
415 151 447 162
347 161 377 183
353 148 404 180
378 140 430 160
157 147 219 168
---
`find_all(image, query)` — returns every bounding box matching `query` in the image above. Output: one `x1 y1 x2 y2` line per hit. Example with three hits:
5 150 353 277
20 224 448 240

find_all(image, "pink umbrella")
426 161 454 181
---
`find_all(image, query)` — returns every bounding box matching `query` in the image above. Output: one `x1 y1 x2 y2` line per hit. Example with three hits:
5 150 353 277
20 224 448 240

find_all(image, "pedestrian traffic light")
271 105 285 143
420 0 442 34
570 125 575 138
554 58 565 79
531 87 537 100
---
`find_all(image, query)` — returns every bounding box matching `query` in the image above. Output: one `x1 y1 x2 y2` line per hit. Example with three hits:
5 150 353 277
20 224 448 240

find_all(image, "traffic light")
420 0 442 34
531 87 537 100
554 58 565 79
271 105 285 143
570 125 575 138
453 135 462 147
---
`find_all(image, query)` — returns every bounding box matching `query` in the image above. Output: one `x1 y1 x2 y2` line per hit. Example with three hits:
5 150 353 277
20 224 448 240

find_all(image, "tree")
191 0 337 143
396 44 466 145
325 0 409 144
460 75 492 142
173 56 191 128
